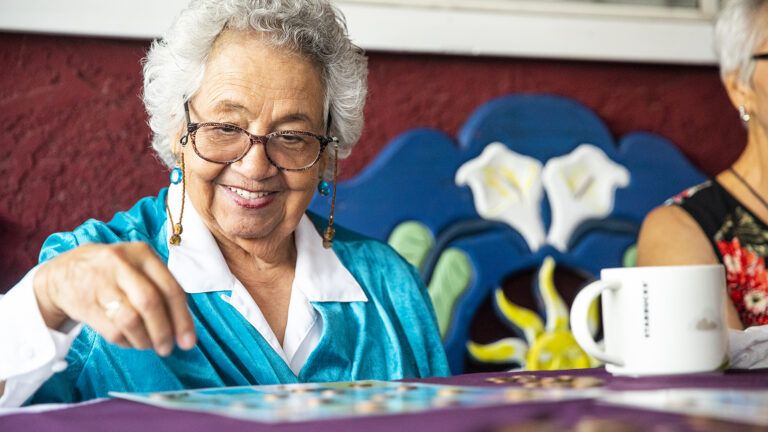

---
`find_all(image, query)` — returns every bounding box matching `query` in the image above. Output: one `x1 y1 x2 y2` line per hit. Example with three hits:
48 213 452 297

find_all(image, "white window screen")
538 0 698 5
0 0 722 63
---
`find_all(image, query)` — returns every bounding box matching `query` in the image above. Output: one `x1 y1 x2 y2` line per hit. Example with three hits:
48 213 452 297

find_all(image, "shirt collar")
165 183 367 302
292 215 367 302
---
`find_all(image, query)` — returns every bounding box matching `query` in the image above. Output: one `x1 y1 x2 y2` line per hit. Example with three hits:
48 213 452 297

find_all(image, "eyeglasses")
753 53 768 61
180 102 338 171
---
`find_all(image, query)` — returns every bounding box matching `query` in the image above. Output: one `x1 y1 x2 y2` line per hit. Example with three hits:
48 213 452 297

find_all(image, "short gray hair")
714 0 768 85
142 0 368 167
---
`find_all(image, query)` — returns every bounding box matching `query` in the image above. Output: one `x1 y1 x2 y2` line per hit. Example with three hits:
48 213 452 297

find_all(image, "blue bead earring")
167 153 186 246
317 179 331 196
170 166 183 185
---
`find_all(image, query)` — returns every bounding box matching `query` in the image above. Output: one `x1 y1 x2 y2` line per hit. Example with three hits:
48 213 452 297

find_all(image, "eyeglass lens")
194 125 322 169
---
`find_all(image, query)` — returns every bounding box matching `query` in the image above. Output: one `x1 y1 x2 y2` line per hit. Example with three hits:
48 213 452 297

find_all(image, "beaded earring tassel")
323 143 339 249
166 152 186 246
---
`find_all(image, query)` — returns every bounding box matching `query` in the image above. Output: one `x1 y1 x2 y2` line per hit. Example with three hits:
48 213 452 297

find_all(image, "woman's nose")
234 138 279 179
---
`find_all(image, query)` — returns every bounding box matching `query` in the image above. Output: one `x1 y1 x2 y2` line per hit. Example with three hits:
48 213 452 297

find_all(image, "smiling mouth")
224 185 277 200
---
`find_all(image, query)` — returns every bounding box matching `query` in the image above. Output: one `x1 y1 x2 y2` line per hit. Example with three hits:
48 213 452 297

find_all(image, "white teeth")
227 186 271 200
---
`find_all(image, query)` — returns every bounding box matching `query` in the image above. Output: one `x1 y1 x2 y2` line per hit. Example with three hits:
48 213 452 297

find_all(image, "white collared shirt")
0 184 366 407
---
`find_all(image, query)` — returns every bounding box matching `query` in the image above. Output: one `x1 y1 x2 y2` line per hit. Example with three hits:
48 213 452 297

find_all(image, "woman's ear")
723 71 754 112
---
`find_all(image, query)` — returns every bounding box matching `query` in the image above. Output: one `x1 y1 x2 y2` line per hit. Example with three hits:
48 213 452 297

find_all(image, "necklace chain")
729 167 768 212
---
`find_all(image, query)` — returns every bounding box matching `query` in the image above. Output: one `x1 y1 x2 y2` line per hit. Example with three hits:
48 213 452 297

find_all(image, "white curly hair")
142 0 368 167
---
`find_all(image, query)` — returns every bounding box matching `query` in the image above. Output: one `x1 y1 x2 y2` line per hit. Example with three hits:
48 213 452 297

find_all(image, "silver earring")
739 105 751 123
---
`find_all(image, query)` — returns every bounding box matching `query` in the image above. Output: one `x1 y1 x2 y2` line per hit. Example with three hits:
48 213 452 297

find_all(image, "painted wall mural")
310 94 706 374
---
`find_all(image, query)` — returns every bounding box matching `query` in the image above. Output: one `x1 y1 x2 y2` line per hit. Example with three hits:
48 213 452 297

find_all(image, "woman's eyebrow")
272 113 315 128
207 100 318 129
210 99 249 114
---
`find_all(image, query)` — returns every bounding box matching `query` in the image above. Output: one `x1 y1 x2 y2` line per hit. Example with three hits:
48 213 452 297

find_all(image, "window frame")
0 0 721 64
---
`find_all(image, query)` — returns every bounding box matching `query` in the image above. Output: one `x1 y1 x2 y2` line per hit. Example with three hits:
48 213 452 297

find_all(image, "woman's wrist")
32 263 69 330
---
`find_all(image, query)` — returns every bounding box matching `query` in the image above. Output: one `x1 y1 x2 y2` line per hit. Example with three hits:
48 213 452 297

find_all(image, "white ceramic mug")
570 264 729 376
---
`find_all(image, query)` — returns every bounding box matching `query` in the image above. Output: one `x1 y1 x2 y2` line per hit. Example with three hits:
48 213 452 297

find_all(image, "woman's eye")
215 125 239 134
281 135 302 143
273 134 307 145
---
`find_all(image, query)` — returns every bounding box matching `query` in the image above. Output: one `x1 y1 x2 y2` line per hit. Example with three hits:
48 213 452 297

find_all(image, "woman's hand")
32 242 196 356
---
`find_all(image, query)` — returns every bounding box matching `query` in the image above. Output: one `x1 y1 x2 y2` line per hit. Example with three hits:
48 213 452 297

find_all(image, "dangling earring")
170 166 183 185
317 177 331 196
739 105 751 123
323 142 339 249
166 151 186 246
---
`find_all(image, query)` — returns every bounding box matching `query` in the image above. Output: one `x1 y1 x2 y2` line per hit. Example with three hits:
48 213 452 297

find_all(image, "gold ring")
103 299 123 320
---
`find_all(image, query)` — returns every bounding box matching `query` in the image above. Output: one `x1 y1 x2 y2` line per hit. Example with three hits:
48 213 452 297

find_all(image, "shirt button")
51 361 68 373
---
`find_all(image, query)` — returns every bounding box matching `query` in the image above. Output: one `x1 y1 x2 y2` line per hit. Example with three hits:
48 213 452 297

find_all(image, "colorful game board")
111 380 598 423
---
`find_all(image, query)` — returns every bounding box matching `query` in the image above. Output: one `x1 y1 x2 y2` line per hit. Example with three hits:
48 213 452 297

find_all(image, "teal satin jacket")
28 189 449 404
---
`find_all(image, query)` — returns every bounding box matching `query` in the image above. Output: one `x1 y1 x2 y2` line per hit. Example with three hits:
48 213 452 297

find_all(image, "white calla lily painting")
455 143 546 252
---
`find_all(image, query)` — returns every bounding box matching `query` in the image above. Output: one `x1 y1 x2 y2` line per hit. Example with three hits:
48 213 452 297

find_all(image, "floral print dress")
668 180 768 327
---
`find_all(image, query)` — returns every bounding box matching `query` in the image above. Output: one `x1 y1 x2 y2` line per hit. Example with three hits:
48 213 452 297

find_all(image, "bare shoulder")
636 205 718 266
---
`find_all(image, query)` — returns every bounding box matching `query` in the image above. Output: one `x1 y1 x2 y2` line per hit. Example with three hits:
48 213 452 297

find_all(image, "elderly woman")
0 0 448 407
638 0 768 330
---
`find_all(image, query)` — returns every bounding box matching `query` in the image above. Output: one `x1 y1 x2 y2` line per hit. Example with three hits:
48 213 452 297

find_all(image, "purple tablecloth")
3 368 767 432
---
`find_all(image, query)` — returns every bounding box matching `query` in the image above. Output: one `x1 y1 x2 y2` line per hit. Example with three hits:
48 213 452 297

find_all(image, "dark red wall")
0 33 745 293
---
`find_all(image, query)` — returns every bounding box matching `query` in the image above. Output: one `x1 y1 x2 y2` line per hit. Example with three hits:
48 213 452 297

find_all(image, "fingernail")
157 343 172 357
179 332 196 350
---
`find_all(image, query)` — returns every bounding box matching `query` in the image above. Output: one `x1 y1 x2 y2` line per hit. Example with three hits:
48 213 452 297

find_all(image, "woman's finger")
94 283 154 350
108 298 154 350
113 253 175 356
141 253 196 350
83 302 132 349
118 269 173 356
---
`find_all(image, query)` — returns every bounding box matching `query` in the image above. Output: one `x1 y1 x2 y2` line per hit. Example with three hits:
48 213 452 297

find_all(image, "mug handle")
570 280 624 366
